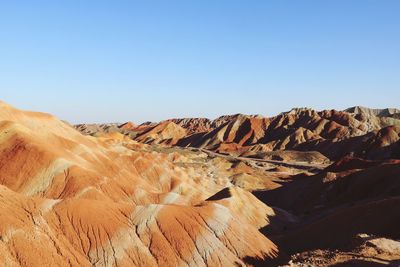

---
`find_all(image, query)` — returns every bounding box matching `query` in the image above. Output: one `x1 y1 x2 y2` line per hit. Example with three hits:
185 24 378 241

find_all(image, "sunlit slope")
0 101 278 266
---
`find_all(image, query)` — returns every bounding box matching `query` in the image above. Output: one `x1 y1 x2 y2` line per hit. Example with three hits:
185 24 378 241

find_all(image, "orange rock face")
119 121 138 131
0 101 279 266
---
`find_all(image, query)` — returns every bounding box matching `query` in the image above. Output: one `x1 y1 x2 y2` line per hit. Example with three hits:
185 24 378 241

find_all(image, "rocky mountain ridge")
75 106 400 161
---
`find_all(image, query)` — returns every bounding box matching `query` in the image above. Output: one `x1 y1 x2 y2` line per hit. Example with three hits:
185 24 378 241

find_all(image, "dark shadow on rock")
205 187 232 201
251 162 400 256
273 197 400 255
242 255 289 267
390 260 400 267
329 259 388 267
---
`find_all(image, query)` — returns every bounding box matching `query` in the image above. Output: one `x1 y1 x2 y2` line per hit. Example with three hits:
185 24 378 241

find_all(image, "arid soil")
0 101 399 266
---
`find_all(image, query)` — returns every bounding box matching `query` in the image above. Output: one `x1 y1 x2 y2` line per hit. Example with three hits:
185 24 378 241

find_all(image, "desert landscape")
2 1 400 266
0 101 399 266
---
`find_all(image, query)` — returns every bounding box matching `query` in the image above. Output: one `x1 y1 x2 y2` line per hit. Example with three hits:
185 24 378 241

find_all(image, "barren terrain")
0 101 399 266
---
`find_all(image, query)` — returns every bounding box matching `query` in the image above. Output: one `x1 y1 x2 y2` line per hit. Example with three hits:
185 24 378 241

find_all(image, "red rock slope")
0 101 278 266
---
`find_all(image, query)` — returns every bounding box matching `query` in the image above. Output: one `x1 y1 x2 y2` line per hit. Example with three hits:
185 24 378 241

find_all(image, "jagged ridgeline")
76 106 400 161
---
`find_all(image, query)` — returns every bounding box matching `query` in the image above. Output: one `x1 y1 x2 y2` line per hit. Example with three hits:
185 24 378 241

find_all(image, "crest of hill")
118 121 137 130
168 117 213 134
177 114 269 149
163 114 263 135
177 108 375 153
346 106 400 118
74 123 121 136
212 113 263 127
346 106 400 130
135 121 188 145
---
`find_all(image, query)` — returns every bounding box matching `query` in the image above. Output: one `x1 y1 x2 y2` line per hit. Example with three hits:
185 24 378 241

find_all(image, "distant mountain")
75 106 400 161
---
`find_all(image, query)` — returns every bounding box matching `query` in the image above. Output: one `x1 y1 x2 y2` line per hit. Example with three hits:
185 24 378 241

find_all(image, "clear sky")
1 1 399 123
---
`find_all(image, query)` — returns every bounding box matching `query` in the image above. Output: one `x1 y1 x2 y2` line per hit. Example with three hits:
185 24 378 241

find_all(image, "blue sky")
1 1 399 123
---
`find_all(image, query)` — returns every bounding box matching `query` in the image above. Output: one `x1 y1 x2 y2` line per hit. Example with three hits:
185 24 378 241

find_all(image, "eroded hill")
1 101 400 266
75 107 400 162
0 101 283 266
